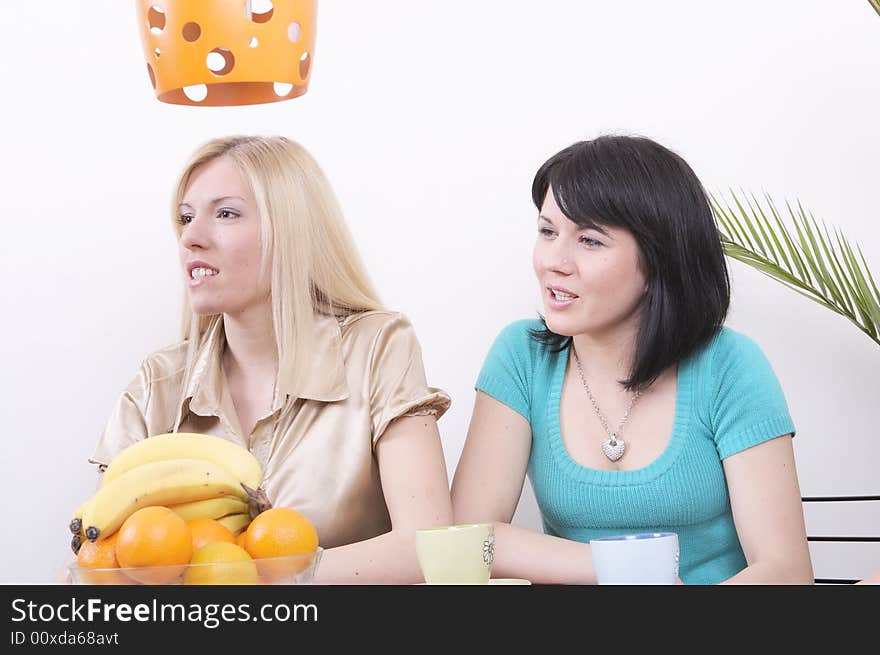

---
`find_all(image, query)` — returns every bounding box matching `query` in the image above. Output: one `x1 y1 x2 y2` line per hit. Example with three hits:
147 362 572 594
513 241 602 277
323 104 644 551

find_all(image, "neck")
221 303 278 378
570 324 639 386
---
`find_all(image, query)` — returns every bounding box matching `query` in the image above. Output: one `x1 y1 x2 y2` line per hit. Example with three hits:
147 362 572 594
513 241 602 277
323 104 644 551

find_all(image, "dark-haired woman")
451 135 813 585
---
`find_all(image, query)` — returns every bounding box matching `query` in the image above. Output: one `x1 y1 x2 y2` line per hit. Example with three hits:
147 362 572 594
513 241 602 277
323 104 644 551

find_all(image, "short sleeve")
88 361 152 469
709 329 796 459
369 314 451 446
474 320 536 422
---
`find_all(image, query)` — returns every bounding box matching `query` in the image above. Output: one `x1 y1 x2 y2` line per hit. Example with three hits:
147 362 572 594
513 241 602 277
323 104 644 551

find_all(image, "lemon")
184 542 259 585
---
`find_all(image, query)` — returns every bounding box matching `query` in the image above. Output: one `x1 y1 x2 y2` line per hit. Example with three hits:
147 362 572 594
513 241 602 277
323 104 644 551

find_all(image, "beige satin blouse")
90 311 451 549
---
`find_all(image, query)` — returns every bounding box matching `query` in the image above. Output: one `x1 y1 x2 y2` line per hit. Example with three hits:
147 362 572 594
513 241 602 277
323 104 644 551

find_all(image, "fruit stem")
241 484 273 519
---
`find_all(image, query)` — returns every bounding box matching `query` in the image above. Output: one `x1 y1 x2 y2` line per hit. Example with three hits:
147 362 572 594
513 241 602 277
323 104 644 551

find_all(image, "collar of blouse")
181 313 351 422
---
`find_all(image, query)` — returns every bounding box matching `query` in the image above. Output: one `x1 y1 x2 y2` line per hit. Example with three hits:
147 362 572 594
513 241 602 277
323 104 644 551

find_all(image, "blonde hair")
172 135 383 399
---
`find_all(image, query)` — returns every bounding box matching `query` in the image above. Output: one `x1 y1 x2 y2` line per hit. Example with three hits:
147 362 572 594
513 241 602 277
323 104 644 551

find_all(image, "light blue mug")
589 532 679 585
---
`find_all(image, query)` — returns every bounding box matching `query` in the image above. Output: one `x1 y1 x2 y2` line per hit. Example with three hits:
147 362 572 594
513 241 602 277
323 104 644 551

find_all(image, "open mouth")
188 265 220 287
190 267 219 281
547 285 579 306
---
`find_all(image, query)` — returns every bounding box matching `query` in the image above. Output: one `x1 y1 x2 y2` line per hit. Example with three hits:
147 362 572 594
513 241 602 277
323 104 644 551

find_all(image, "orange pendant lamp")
135 0 317 106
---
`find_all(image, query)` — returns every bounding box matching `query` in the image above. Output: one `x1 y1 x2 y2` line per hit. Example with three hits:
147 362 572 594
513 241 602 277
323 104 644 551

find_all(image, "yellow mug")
415 523 494 584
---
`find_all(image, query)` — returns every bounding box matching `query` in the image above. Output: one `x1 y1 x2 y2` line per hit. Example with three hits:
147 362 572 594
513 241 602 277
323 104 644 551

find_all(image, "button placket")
249 418 275 476
249 391 287 481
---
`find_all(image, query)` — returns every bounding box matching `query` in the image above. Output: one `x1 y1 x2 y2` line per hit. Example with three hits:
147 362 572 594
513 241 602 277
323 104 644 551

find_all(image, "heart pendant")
601 435 626 462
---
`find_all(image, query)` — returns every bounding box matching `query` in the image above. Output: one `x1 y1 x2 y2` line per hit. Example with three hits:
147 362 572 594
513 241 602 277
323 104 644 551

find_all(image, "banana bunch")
69 433 272 550
167 496 249 522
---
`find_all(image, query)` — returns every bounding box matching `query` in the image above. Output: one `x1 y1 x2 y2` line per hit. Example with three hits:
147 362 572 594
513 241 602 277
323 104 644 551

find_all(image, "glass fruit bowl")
69 547 323 585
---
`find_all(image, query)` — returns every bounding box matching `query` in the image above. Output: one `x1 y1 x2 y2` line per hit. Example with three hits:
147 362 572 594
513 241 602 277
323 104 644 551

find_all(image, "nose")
541 239 575 275
178 215 211 251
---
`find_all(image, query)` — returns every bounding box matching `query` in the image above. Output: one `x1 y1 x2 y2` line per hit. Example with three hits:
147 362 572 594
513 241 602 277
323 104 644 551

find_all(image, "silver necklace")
572 348 642 462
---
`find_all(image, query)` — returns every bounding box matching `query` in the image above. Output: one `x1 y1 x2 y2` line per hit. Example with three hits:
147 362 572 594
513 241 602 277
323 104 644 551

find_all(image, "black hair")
529 134 730 390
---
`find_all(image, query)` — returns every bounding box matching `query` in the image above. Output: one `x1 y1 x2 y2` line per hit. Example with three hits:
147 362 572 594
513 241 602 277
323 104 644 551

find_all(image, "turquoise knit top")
475 319 796 585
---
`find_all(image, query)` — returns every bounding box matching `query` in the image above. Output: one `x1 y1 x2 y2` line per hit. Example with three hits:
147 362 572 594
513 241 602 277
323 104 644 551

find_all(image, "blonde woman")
85 136 453 583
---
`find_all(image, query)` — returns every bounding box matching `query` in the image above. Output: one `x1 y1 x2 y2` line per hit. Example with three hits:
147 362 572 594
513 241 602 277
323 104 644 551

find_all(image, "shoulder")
144 339 189 363
131 340 188 388
694 327 794 453
340 309 414 334
697 326 771 374
709 325 762 352
107 340 188 417
497 318 544 340
690 326 787 410
492 318 546 351
475 319 548 420
337 310 426 366
480 318 553 377
142 340 188 371
338 310 419 346
486 318 554 366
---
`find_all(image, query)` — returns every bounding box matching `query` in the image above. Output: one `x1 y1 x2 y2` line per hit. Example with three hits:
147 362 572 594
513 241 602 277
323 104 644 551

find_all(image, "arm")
312 414 453 584
719 434 814 584
451 391 597 584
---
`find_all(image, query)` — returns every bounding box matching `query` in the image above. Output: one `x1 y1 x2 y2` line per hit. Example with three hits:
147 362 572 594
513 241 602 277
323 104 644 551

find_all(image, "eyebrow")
178 196 246 209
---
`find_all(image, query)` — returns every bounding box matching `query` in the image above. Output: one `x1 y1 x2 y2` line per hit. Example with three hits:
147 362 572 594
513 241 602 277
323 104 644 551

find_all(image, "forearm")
720 556 814 585
490 522 596 585
323 413 453 585
312 530 423 585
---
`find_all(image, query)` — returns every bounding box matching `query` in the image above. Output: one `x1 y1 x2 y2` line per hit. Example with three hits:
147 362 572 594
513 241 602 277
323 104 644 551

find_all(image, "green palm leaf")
871 0 880 18
711 191 880 348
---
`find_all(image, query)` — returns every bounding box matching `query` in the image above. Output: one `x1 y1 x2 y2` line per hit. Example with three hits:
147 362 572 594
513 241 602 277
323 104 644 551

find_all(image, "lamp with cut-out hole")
136 0 317 106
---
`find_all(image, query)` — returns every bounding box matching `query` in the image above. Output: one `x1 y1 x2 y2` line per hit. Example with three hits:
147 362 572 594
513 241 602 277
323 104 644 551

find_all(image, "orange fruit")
236 530 248 549
77 531 120 568
184 542 258 585
186 518 236 551
243 507 319 582
243 507 318 558
74 533 127 585
115 506 193 584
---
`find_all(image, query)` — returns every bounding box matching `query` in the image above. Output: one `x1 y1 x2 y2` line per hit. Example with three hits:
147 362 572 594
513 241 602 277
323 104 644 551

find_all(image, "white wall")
1 1 878 583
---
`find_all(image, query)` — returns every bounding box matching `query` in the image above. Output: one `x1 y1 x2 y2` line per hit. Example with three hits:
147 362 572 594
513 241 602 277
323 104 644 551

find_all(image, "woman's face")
178 156 271 317
532 189 647 339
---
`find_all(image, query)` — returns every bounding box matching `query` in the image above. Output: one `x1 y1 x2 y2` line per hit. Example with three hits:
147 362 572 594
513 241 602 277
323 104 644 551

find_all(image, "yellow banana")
168 496 249 522
101 433 262 490
69 498 92 536
82 458 250 542
217 513 251 535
